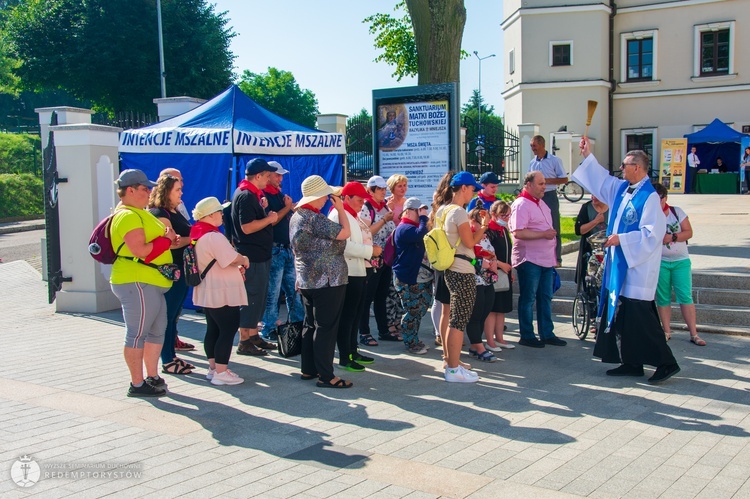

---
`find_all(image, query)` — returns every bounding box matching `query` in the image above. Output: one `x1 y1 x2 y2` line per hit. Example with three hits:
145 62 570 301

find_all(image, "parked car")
347 152 373 180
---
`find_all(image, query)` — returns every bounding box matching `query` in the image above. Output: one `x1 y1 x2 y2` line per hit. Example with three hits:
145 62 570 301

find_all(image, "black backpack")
183 239 216 287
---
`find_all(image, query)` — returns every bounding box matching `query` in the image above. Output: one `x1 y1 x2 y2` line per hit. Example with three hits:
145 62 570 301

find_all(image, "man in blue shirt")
529 135 567 266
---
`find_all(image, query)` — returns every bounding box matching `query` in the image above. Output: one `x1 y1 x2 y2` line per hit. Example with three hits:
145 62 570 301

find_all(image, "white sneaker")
206 368 216 381
444 365 479 383
210 369 244 386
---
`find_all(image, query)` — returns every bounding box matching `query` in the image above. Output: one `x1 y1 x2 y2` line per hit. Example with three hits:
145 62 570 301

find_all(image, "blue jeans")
261 245 303 337
516 261 554 341
161 276 188 364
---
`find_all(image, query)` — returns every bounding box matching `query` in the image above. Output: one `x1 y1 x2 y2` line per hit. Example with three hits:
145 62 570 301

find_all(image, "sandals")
359 334 379 347
174 336 196 351
476 350 497 362
378 330 402 342
690 335 707 346
248 335 276 350
316 377 353 389
236 341 269 356
162 360 192 375
174 358 195 370
300 373 319 381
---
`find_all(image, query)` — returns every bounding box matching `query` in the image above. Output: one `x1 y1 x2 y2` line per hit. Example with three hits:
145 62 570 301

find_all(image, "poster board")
659 138 687 193
373 83 460 206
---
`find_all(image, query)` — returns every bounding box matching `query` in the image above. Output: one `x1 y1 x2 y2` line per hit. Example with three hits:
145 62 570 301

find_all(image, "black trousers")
337 276 367 364
300 285 347 382
204 306 240 365
467 284 495 344
594 295 677 368
359 266 391 337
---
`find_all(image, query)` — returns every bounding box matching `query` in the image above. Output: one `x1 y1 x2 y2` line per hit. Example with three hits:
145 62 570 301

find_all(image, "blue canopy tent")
119 85 345 309
119 85 345 216
684 118 750 192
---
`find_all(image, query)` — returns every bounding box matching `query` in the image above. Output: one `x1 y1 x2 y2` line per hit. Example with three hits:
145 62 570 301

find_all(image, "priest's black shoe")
606 364 644 377
648 363 681 384
518 338 545 348
542 336 567 346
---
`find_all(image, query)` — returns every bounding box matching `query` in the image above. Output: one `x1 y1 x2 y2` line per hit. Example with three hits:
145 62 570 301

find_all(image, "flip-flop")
316 378 353 389
690 335 707 346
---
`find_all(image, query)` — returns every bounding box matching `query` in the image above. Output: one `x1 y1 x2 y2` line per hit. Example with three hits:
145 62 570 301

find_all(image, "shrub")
0 132 42 175
0 173 44 219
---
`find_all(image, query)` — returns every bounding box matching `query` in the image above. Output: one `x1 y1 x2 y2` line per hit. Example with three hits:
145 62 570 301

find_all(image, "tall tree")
238 68 319 129
461 89 494 116
3 0 235 112
365 0 466 85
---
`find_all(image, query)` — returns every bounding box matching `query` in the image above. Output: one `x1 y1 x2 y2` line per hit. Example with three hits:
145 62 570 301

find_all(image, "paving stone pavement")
1 259 749 498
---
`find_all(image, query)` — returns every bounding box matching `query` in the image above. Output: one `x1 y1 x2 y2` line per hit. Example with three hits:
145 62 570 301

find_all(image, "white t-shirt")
661 206 690 262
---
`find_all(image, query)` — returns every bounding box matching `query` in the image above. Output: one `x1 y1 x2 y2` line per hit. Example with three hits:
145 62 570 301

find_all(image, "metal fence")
92 111 156 130
462 115 521 185
345 114 373 181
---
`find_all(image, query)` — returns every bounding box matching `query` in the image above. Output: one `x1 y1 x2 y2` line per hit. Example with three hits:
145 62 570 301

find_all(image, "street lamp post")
473 51 495 170
157 0 167 98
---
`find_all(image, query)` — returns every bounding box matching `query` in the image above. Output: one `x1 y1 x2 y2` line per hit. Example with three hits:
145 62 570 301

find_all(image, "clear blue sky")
210 1 504 118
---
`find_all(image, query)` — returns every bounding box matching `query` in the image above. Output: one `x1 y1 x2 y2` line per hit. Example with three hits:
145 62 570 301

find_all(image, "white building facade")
501 0 750 171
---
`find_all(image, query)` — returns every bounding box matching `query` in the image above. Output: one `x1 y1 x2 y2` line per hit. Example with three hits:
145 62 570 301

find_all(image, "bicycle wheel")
572 292 589 340
563 181 584 202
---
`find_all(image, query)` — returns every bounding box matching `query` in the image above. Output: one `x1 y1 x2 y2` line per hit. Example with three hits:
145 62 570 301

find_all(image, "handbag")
493 271 510 292
277 320 303 358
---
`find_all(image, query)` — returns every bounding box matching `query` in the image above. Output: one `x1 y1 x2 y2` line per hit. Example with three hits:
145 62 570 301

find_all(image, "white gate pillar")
48 122 123 313
517 123 540 186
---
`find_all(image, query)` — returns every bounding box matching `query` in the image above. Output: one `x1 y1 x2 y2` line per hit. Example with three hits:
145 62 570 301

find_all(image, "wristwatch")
671 233 678 243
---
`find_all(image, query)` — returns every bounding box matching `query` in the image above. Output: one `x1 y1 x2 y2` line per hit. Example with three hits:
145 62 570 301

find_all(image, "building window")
549 41 573 67
693 21 734 78
700 29 729 75
624 131 655 180
620 30 658 83
509 49 515 75
627 38 653 81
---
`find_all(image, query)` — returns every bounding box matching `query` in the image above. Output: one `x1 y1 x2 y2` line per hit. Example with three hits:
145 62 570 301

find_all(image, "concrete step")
694 288 750 307
550 296 750 335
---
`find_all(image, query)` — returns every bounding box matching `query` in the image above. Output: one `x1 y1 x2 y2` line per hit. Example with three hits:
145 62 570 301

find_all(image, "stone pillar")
48 123 123 313
153 96 206 122
518 123 540 186
317 113 348 181
35 106 94 150
316 114 348 135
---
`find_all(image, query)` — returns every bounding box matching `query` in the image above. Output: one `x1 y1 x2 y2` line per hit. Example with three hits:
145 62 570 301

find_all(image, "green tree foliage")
364 0 467 85
363 2 417 81
0 132 41 174
0 172 43 218
3 0 235 112
238 68 319 129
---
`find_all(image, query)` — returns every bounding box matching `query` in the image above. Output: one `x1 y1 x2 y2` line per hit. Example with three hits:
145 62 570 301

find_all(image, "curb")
0 222 46 235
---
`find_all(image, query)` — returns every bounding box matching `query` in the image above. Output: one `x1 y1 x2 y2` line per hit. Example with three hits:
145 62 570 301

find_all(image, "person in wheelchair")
574 195 608 289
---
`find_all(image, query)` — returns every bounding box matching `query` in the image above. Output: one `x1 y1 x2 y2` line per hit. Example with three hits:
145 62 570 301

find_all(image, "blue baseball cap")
450 172 482 191
479 171 500 185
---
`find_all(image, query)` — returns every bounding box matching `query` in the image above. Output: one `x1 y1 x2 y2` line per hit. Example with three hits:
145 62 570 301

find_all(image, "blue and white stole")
598 178 654 333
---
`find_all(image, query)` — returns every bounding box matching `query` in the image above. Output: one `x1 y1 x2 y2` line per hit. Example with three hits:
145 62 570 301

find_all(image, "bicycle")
558 180 585 202
572 230 606 340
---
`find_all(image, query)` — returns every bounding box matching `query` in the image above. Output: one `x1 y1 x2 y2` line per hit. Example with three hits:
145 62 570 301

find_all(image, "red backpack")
88 214 124 264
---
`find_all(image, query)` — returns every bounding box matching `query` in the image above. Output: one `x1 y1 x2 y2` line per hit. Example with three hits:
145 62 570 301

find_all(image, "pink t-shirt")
509 197 557 268
192 232 248 308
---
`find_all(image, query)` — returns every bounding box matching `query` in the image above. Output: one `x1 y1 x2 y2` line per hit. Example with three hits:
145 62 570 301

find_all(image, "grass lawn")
560 216 578 244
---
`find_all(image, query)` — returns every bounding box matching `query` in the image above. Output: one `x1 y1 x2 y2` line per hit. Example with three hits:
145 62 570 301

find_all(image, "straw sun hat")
296 175 340 207
192 197 230 221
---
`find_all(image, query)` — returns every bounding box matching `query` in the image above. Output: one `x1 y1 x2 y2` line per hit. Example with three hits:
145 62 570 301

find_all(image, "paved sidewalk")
2 260 749 498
